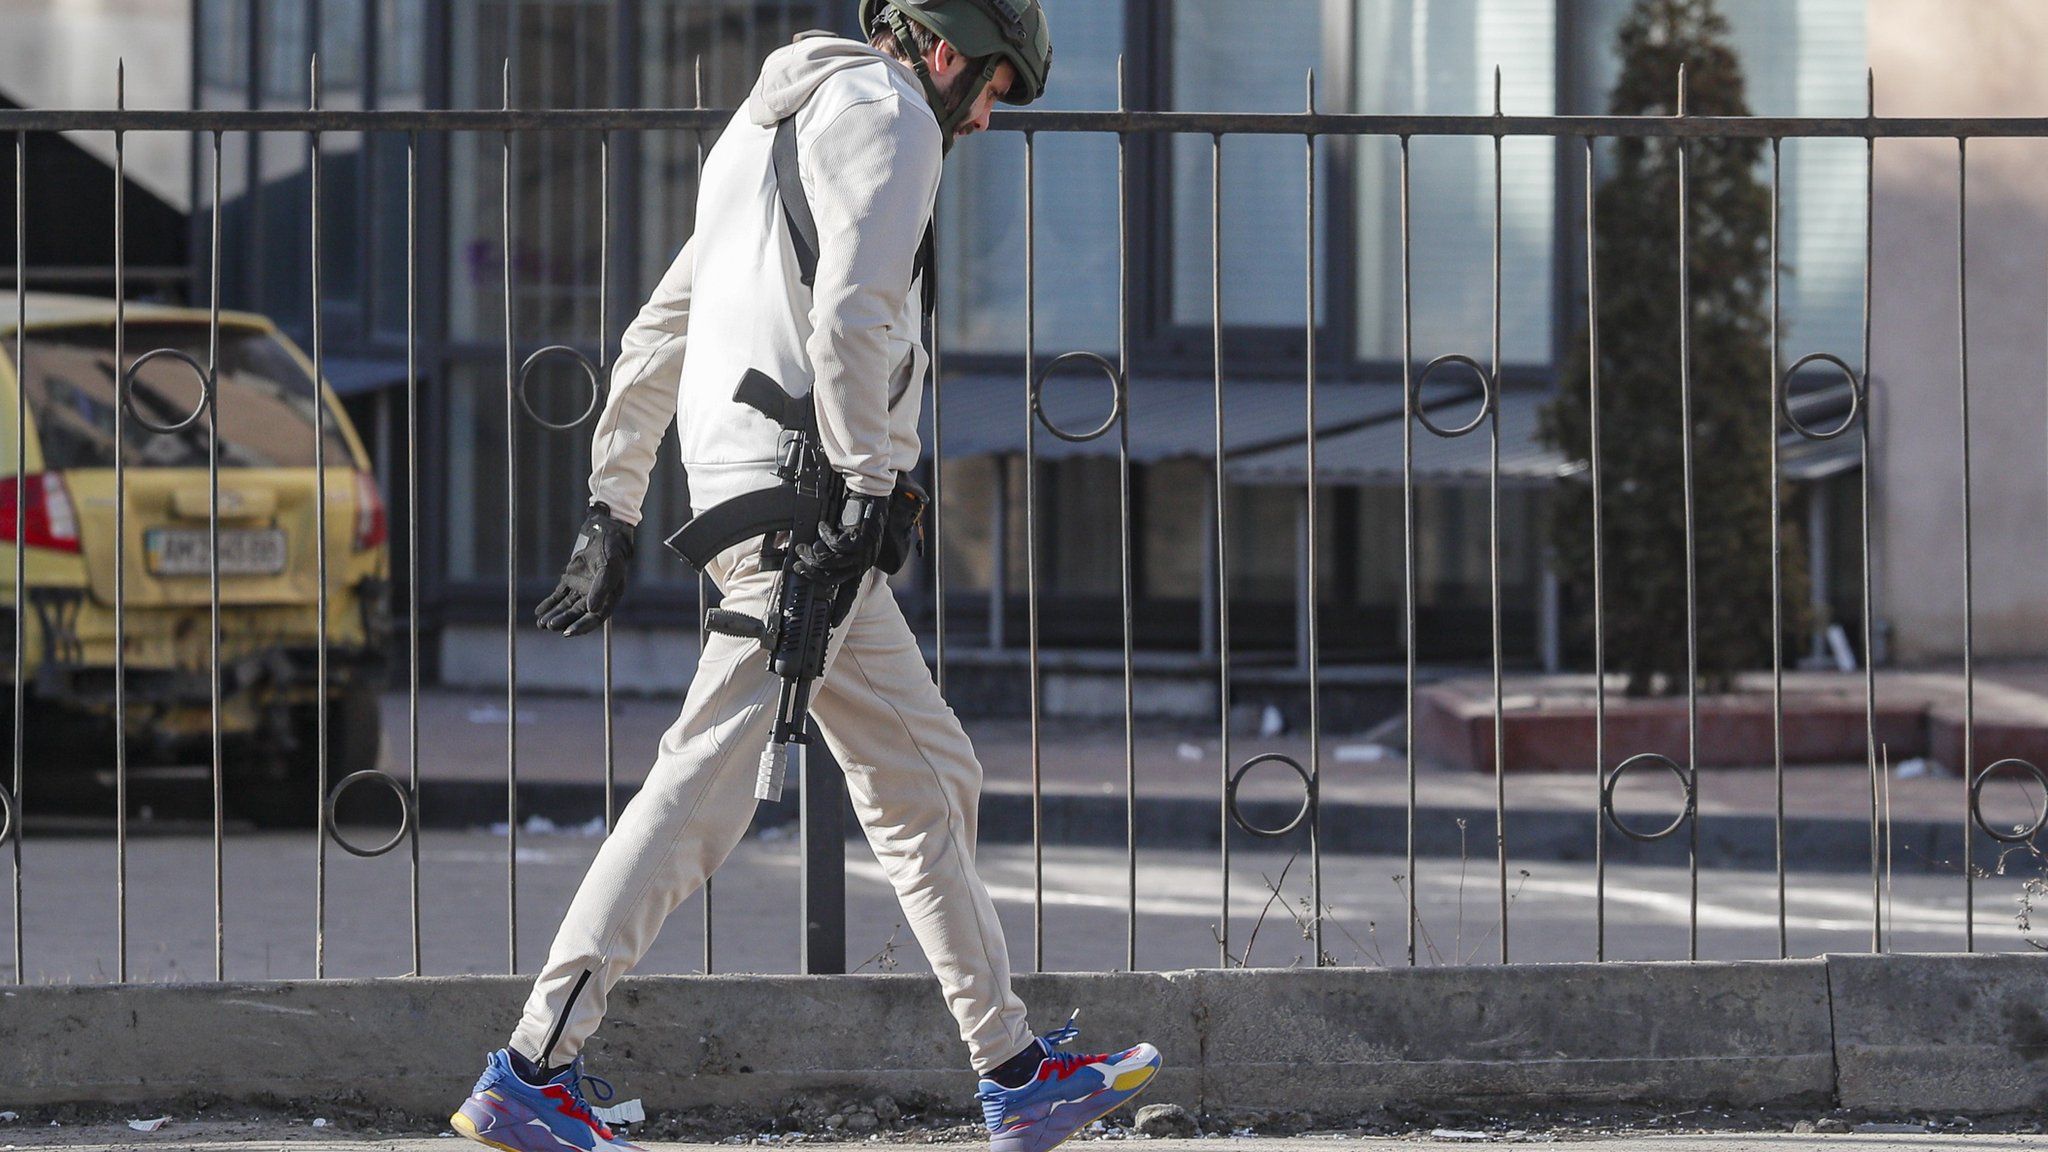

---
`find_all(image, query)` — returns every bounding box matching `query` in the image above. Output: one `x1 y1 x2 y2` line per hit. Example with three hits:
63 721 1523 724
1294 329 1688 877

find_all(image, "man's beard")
934 61 982 123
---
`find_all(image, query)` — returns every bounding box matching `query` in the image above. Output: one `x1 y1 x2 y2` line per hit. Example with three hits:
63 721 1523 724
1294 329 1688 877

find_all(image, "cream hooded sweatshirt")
587 35 942 523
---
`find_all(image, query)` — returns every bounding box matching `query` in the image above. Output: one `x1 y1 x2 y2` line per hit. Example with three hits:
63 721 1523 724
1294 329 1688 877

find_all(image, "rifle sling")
773 116 937 311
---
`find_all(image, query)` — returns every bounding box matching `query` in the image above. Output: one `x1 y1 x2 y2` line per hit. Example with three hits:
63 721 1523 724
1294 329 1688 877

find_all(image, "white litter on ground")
593 1100 646 1126
311 1119 329 1129
1335 744 1388 763
1176 743 1204 761
1895 758 1937 779
126 1117 170 1133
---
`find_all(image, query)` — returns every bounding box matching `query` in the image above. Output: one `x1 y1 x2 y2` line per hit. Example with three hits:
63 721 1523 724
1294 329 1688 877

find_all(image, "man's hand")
536 504 635 637
789 491 887 588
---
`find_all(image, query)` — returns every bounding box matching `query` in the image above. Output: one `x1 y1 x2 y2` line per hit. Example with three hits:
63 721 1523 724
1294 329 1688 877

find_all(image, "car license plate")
145 528 288 577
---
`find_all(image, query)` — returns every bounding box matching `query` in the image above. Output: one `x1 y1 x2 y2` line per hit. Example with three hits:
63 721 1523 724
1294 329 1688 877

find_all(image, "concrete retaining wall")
2 955 2041 1121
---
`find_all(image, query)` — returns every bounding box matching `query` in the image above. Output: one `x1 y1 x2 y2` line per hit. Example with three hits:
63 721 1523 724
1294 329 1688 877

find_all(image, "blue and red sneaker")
976 1015 1163 1152
450 1048 640 1152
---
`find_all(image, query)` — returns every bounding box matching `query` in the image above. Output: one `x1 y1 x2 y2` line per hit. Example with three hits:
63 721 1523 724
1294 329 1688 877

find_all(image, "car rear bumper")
19 578 391 711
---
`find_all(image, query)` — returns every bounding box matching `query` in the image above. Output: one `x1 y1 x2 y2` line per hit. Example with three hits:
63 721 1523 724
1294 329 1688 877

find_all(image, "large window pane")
371 0 428 339
198 0 251 99
255 0 315 329
637 2 829 298
1354 0 1556 365
1169 0 1328 332
197 0 254 314
317 0 370 343
939 0 1124 356
448 1 614 344
1567 0 1868 363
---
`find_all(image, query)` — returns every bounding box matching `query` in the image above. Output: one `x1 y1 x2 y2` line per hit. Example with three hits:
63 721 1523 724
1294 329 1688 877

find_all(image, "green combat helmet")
859 0 1053 145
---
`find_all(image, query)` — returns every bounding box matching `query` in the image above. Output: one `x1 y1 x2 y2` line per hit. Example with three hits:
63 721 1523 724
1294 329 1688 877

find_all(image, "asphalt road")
1 825 2041 983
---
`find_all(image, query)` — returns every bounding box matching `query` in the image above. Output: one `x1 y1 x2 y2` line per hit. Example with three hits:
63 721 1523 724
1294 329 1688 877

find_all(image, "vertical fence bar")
1769 137 1787 959
1399 134 1417 967
1211 132 1232 967
1119 58 1138 972
208 129 226 980
502 59 520 974
1023 129 1043 971
1586 137 1608 962
407 129 423 975
1676 67 1700 962
9 129 23 985
1488 69 1508 964
931 204 946 699
932 251 946 697
694 56 713 974
1303 72 1324 965
600 132 615 833
1957 136 1975 951
1862 72 1882 955
311 55 332 978
113 60 130 983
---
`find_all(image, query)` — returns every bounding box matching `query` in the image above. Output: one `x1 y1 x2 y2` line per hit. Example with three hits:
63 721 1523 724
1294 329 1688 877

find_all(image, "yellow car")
1 294 389 825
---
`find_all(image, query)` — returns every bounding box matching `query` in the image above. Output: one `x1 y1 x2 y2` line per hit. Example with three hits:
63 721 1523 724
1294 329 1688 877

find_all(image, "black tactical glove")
535 504 635 637
789 490 887 588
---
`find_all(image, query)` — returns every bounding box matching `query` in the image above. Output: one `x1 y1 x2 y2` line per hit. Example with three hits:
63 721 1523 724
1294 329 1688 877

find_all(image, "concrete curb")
1828 952 2048 1112
13 954 2037 1120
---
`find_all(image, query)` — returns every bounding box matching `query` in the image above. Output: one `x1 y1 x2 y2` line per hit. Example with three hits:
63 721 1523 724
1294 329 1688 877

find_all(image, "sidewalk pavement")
374 678 2046 872
382 686 1986 820
7 1127 2048 1151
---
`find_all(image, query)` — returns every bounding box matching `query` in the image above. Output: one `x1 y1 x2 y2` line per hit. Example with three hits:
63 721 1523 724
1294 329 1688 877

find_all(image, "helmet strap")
935 58 999 151
886 7 998 154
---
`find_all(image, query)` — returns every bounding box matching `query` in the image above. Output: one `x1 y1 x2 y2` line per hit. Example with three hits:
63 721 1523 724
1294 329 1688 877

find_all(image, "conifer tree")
1539 0 1806 696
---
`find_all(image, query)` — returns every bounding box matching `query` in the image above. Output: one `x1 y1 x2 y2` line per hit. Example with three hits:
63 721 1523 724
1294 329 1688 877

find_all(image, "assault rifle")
664 368 856 803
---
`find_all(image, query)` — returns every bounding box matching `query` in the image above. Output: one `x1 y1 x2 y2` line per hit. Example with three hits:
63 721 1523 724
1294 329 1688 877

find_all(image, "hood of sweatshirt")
746 34 929 128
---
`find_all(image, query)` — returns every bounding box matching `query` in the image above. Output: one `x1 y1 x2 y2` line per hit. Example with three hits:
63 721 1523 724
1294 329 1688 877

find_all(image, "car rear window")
8 321 356 470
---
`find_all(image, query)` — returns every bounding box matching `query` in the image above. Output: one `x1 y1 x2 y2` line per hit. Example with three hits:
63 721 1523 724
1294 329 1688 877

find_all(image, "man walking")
449 5 1160 1152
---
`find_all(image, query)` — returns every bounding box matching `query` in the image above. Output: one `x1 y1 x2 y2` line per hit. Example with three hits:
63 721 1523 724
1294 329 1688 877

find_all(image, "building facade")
180 0 1890 702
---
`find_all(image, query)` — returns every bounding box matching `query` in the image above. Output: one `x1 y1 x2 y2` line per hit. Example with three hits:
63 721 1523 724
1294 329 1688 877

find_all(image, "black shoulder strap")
775 112 938 311
773 117 821 289
917 222 936 316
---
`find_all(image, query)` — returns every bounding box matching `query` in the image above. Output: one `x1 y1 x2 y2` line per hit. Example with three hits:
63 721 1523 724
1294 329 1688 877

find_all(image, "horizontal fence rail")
6 108 2048 137
2 60 2046 986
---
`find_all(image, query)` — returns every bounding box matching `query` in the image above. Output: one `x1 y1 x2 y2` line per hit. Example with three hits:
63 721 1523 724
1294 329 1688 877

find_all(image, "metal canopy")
923 371 1416 463
1227 384 1569 487
931 371 1864 487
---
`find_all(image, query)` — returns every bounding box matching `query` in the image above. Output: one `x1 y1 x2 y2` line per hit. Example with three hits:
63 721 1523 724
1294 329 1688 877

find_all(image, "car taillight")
353 470 387 552
0 473 81 554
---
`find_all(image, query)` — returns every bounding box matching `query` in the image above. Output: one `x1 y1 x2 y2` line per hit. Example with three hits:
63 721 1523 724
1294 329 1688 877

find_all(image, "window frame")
938 0 1572 387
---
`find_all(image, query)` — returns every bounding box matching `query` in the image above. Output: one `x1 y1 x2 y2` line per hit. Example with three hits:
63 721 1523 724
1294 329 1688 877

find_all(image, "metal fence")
2 58 2046 986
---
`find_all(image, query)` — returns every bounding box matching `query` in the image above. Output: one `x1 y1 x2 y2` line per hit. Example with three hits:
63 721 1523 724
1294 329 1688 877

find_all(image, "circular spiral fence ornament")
1226 752 1316 839
122 347 213 434
324 770 416 858
1031 351 1126 444
1778 352 1865 442
516 345 604 431
1970 758 2048 844
1601 752 1696 843
1410 353 1495 439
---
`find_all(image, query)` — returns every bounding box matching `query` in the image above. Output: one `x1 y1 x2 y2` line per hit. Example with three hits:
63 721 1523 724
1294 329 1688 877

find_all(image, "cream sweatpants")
508 540 1034 1073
